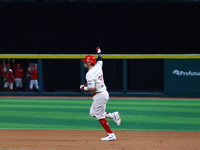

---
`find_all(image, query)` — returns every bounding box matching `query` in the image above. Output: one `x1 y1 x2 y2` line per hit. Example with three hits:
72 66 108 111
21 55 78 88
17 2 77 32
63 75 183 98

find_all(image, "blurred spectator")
0 59 5 78
27 64 39 92
3 63 15 91
12 59 25 91
0 59 6 91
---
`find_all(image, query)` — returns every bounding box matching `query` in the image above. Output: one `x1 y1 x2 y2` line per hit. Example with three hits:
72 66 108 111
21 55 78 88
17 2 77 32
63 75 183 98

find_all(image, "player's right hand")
96 46 101 54
80 85 84 90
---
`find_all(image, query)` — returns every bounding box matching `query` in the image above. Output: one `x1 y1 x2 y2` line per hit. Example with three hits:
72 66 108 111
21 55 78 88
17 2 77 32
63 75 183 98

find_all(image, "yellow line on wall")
0 54 200 59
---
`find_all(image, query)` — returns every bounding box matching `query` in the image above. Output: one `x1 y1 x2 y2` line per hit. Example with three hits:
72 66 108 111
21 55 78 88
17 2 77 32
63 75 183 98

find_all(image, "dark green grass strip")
0 98 200 131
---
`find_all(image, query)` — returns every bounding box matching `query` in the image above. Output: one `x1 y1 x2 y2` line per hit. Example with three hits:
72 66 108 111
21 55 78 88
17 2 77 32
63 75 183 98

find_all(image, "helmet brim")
82 59 87 62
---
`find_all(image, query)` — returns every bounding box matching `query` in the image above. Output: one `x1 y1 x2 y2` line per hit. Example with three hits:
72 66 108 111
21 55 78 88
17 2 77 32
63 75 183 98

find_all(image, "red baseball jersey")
4 70 15 84
0 64 4 77
29 69 38 80
13 63 25 79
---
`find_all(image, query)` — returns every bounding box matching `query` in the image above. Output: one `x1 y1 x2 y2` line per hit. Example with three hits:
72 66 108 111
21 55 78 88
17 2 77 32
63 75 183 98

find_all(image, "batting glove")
96 46 101 54
80 83 87 90
80 85 84 90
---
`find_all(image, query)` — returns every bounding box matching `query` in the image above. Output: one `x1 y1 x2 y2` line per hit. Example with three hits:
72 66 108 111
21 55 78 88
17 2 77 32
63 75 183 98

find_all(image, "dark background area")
0 2 200 54
0 2 199 92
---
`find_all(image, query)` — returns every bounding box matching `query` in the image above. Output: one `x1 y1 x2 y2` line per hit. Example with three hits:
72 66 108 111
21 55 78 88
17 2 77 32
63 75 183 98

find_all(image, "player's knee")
94 113 105 120
96 116 105 120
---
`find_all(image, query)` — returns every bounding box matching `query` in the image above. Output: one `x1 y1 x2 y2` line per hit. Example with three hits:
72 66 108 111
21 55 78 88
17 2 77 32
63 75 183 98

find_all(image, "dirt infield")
0 130 200 150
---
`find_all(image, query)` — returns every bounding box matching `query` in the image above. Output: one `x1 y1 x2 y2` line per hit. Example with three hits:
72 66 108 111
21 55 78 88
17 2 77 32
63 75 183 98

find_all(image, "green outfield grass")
0 98 200 131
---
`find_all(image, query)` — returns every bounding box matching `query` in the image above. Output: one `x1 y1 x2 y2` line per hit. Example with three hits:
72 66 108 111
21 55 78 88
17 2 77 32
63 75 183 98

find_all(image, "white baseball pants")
90 90 109 120
15 78 23 87
30 80 39 89
4 81 14 90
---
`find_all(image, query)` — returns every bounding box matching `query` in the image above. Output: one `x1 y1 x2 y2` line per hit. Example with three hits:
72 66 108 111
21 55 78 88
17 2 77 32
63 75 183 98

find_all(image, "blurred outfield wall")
0 54 200 97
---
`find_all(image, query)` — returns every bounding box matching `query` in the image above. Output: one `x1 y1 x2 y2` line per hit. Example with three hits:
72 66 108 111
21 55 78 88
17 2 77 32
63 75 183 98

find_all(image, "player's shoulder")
86 68 97 78
95 61 103 67
91 65 100 73
86 69 93 76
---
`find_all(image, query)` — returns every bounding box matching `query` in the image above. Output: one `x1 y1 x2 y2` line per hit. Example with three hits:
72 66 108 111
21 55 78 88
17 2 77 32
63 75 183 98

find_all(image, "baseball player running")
80 46 121 141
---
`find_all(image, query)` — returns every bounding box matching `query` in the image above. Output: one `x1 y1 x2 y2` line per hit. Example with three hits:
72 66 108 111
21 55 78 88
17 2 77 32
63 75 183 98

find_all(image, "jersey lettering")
85 61 107 92
98 75 103 83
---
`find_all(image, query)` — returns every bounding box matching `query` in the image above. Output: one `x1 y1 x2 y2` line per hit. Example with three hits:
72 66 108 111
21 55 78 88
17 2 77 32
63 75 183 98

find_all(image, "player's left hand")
96 46 101 54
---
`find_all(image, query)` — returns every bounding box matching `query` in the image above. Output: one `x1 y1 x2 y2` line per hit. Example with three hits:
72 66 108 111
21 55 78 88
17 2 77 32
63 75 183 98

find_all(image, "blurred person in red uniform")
12 59 25 91
27 64 39 92
0 59 6 90
3 63 15 91
0 59 7 77
0 65 4 77
0 59 5 78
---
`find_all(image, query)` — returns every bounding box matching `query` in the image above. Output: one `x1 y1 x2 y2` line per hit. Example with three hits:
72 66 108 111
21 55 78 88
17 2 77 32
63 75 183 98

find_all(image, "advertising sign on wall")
164 59 200 94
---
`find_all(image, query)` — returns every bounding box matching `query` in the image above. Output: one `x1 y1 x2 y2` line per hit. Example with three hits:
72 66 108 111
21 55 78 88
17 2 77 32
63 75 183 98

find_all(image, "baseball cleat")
113 111 121 126
101 133 116 141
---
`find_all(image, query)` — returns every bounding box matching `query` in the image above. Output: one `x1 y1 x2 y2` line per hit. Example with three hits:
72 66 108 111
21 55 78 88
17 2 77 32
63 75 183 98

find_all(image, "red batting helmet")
31 64 36 67
82 55 96 65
